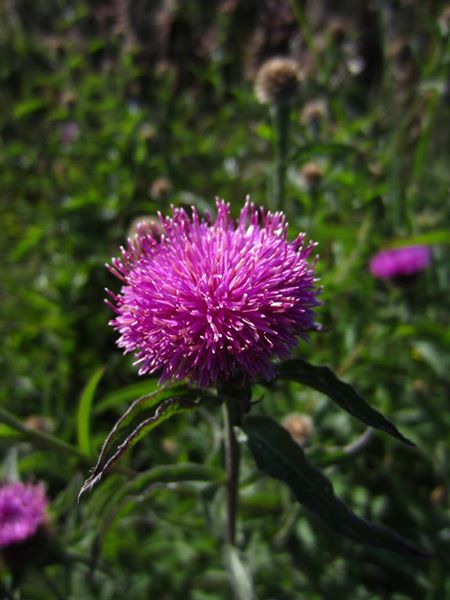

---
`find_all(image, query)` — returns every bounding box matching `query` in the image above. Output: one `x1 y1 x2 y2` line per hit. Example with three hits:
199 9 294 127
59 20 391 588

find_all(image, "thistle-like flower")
369 246 432 280
107 198 320 387
0 482 47 548
254 57 300 106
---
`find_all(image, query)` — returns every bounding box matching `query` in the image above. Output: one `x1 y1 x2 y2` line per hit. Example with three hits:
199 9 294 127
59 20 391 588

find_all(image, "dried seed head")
300 98 327 125
282 413 314 446
127 216 162 244
387 38 418 84
24 416 54 434
255 57 301 106
300 162 324 188
149 177 172 201
438 5 450 35
326 17 350 45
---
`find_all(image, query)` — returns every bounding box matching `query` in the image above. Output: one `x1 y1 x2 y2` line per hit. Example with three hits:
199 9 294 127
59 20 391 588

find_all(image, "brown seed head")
387 38 418 83
255 57 300 106
127 216 162 244
300 162 324 188
300 98 328 126
282 413 314 446
24 416 54 434
326 17 350 45
149 177 172 201
438 5 450 35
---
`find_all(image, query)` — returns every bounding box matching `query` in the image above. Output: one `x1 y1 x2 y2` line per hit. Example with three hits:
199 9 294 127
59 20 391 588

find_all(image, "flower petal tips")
107 199 320 387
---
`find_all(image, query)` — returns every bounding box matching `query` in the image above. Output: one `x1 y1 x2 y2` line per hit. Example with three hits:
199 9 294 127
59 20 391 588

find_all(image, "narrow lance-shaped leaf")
85 382 194 475
243 415 428 558
277 358 414 446
79 389 211 499
77 366 105 456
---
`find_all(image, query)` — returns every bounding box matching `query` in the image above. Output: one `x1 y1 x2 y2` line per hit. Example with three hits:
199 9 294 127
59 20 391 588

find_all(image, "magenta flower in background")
369 245 432 280
0 483 47 548
107 198 320 386
60 121 79 145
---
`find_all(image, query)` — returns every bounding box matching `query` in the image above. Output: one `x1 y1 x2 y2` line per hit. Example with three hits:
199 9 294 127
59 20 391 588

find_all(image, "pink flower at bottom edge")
0 482 48 548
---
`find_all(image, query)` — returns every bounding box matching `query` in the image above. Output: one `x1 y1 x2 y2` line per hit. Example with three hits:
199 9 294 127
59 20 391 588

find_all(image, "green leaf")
292 142 356 160
243 416 428 558
13 98 48 118
225 546 255 600
390 231 450 247
77 367 105 456
0 424 22 439
128 463 224 493
79 388 216 498
277 359 414 446
94 379 159 414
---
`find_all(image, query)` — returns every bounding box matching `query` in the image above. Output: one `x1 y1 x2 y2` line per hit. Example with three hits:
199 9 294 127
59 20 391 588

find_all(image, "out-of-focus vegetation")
1 0 449 598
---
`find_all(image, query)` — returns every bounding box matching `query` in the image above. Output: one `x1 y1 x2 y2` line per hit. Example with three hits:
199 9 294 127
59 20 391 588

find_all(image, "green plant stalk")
271 103 291 212
223 396 242 547
0 406 88 463
0 407 137 483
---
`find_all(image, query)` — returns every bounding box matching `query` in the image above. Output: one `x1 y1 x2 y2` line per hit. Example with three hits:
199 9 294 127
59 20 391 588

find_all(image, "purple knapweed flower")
107 198 320 387
60 121 79 145
0 482 47 548
369 245 432 280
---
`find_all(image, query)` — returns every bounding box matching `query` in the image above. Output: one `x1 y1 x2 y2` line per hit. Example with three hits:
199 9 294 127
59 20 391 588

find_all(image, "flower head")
255 57 300 106
107 198 320 386
369 245 432 280
0 482 47 548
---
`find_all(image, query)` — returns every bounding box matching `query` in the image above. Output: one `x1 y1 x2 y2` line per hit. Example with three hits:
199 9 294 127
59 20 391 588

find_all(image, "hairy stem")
223 396 241 547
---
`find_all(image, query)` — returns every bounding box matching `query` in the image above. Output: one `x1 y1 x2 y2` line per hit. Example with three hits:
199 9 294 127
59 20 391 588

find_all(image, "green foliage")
243 415 425 557
276 358 414 446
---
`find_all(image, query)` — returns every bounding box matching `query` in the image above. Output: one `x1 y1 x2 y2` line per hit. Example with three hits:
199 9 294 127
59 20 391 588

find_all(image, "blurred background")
1 0 449 598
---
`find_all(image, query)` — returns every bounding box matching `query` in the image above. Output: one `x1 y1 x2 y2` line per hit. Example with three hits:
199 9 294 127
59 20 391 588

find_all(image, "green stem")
271 103 291 213
223 396 242 547
0 406 88 463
